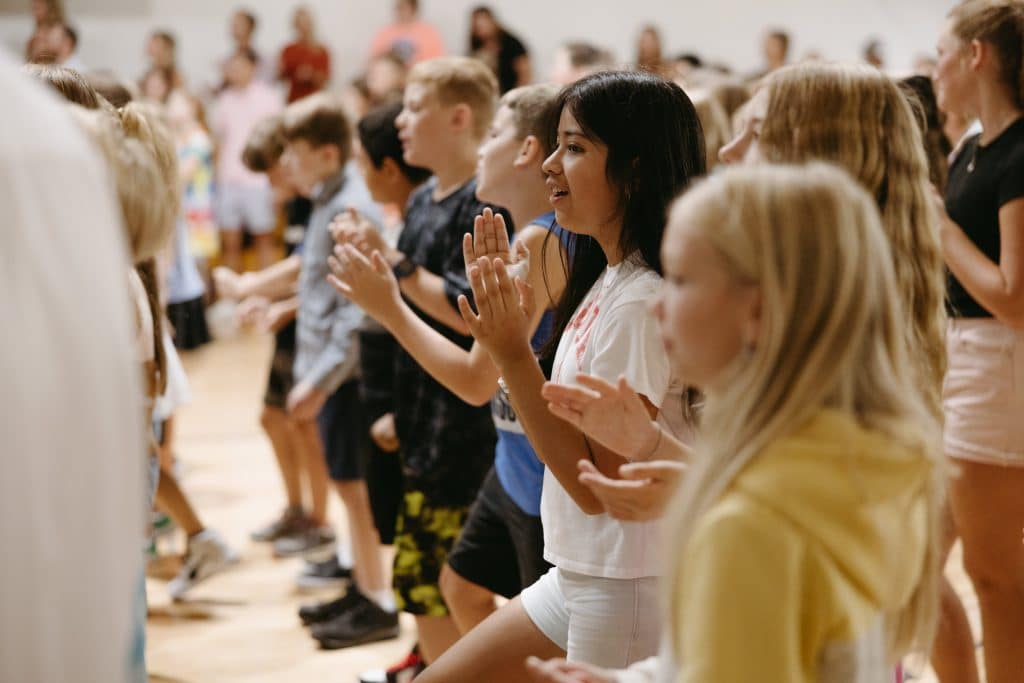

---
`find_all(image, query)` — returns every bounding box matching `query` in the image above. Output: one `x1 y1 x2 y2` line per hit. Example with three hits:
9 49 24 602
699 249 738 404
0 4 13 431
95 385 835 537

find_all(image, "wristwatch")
392 255 416 280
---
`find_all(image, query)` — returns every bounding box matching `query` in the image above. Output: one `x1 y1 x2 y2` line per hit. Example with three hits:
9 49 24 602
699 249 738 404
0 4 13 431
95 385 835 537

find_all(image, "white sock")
335 540 353 569
368 589 397 613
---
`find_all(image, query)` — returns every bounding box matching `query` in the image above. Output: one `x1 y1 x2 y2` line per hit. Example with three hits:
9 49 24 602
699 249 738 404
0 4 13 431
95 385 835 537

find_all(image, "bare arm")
460 257 652 514
942 197 1024 327
327 224 564 406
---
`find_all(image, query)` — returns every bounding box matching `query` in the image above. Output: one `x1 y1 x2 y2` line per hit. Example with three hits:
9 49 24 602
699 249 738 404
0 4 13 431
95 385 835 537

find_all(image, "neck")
504 183 553 233
431 152 478 198
976 83 1022 144
595 222 625 265
394 181 418 219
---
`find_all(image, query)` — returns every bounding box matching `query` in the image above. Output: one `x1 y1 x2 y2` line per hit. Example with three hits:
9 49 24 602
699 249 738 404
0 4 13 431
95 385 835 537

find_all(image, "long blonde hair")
667 163 944 663
759 63 947 415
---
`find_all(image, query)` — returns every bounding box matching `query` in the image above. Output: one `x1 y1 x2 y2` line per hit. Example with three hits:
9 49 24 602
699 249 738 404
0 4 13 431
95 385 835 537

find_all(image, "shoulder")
690 494 805 564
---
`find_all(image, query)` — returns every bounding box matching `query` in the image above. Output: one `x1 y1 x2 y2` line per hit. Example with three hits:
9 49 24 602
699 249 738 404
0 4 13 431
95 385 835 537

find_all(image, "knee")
439 564 489 608
335 480 368 506
260 405 280 431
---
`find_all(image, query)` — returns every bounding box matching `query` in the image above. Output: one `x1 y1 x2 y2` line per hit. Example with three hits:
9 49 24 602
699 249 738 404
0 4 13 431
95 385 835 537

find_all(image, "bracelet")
641 423 662 459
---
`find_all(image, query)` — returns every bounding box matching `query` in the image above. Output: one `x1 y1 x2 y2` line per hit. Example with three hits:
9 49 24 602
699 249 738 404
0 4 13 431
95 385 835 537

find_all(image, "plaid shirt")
293 165 382 393
393 177 511 505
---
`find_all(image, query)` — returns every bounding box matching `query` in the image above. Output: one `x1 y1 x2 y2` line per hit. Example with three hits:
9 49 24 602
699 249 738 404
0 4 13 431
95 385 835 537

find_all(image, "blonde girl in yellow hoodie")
528 162 944 683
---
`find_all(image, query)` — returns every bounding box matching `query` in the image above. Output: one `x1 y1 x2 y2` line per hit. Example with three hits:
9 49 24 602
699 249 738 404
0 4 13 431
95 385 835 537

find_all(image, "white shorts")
943 318 1024 467
520 567 661 669
215 182 276 234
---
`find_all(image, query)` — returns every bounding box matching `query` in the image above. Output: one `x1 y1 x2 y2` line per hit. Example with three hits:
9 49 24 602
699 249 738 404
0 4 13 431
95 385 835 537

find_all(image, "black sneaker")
310 595 400 650
298 589 368 626
295 555 352 590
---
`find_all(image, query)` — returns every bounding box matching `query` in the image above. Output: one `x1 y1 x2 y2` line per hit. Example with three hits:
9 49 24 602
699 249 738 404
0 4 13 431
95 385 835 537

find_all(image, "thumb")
371 250 391 276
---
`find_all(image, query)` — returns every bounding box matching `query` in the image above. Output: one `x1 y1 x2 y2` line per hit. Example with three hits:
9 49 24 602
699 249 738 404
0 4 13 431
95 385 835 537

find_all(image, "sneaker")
250 507 307 542
166 529 239 600
298 589 367 626
359 647 424 683
295 555 352 590
273 523 335 559
311 598 400 650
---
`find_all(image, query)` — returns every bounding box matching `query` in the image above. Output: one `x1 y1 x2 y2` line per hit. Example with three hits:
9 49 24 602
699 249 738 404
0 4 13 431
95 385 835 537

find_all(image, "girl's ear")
513 135 541 169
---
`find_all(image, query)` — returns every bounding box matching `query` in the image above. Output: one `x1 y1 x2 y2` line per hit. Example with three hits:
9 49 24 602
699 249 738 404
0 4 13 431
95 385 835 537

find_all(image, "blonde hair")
759 63 947 415
666 162 944 664
949 0 1024 106
408 56 499 139
688 89 732 170
499 83 560 145
69 105 175 396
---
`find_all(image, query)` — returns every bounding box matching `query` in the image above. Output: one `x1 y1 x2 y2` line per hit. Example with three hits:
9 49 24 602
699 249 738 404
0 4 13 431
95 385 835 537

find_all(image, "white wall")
0 0 953 91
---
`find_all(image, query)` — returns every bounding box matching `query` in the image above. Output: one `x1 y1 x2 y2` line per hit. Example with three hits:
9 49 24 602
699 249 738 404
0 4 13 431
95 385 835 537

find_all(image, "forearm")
386 304 498 406
638 424 691 463
239 255 302 300
398 268 471 335
943 219 1024 325
500 352 606 514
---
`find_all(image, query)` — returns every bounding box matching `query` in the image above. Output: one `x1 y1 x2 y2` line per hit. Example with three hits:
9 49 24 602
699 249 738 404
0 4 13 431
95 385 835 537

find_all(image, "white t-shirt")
542 252 685 579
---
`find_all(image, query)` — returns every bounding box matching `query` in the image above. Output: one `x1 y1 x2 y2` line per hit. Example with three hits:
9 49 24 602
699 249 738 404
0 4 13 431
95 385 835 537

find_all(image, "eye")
567 143 584 153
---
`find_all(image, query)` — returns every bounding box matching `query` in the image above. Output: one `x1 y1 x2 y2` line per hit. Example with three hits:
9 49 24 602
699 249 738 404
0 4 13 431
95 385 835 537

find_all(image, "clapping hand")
525 656 616 683
577 459 687 521
541 374 661 461
458 255 535 369
463 208 531 282
327 243 403 327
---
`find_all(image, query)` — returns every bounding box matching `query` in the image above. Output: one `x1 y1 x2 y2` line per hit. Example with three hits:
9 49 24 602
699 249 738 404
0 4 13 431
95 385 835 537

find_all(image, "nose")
718 133 748 166
394 110 407 130
541 147 561 176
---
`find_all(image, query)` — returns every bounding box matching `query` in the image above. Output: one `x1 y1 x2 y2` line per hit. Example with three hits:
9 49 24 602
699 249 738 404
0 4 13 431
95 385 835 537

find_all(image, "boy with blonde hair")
332 56 509 666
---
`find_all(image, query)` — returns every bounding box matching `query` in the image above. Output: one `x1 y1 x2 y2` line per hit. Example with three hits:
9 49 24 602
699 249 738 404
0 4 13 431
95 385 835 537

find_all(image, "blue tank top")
492 212 562 516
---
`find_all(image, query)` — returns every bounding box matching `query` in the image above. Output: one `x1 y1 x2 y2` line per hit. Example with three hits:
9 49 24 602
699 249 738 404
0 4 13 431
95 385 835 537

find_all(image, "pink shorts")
943 318 1024 467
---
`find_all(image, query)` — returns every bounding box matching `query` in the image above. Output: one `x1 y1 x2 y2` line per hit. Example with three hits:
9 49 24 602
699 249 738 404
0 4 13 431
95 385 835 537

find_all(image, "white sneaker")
167 529 239 600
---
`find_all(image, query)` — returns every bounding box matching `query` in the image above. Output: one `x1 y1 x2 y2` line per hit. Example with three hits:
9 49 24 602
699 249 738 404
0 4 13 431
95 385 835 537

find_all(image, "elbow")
465 389 494 408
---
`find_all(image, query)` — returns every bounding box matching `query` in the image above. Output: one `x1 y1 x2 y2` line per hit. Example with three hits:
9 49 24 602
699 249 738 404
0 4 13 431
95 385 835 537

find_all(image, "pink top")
212 81 282 186
370 21 446 65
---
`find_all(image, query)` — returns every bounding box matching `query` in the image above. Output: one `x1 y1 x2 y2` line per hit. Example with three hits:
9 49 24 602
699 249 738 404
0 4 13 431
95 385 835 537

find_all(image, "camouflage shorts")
392 490 469 616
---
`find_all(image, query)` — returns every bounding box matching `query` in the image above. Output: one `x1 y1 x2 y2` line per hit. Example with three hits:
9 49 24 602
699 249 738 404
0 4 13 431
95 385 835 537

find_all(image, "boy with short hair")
278 93 399 646
333 56 509 665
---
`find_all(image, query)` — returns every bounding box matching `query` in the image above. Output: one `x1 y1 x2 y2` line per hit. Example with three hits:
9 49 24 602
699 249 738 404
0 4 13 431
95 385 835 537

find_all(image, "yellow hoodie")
673 410 931 683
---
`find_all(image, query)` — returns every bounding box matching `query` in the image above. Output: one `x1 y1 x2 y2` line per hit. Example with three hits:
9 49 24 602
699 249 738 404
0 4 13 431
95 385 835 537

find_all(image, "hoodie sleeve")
674 503 817 683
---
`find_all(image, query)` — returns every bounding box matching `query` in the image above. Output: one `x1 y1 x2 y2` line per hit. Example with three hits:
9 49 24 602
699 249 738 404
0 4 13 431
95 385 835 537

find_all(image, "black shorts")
445 467 550 599
166 296 211 350
262 340 296 410
317 380 366 482
366 440 402 546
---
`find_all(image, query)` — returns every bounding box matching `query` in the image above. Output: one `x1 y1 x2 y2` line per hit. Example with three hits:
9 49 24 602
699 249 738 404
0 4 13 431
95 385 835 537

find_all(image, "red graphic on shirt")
566 299 601 369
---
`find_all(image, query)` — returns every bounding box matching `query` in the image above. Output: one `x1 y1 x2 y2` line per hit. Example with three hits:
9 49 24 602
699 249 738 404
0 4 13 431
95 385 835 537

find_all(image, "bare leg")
292 420 330 526
219 229 243 273
949 459 1024 683
439 563 497 634
252 233 277 270
334 480 387 593
417 597 564 682
260 406 302 509
931 503 980 683
414 615 464 666
155 466 203 538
